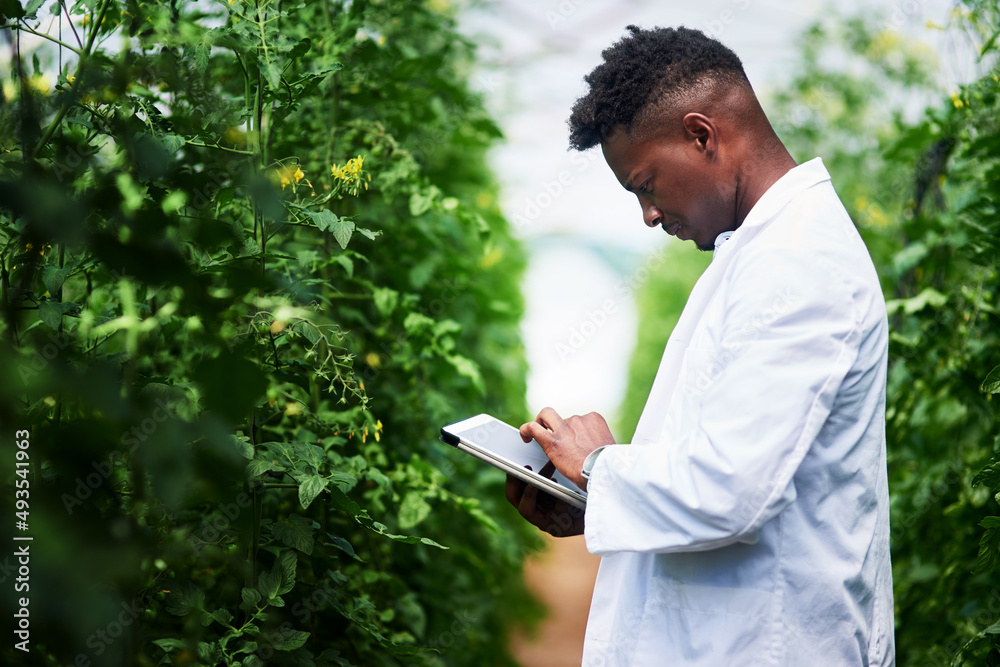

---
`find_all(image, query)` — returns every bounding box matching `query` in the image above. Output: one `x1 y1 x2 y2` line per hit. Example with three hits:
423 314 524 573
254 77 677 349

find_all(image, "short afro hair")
568 25 750 151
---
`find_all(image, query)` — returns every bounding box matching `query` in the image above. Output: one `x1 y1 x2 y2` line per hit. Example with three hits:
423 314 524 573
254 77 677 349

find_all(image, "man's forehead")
601 126 647 187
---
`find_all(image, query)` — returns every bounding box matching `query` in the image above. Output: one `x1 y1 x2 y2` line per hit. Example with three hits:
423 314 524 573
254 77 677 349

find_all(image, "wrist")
580 445 610 491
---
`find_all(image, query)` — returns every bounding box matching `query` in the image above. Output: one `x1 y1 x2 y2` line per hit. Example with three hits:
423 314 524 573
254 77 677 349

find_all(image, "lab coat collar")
715 157 831 262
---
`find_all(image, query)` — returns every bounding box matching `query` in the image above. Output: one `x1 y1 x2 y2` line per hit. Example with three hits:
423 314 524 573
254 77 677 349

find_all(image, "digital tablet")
440 413 587 509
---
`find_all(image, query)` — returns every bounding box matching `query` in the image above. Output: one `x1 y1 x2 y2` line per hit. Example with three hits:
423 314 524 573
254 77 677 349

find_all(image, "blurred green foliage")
620 4 1000 665
0 0 542 665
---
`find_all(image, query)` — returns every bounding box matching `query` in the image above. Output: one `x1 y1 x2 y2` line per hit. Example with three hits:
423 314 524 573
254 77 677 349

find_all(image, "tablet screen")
442 414 587 496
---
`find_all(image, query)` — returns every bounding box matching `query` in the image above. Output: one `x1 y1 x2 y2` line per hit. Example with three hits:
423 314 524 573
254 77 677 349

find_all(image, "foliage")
0 0 541 665
615 242 708 439
619 5 1000 666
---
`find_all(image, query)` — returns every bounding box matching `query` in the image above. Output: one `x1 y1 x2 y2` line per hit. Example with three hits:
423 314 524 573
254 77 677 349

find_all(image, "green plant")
0 0 541 665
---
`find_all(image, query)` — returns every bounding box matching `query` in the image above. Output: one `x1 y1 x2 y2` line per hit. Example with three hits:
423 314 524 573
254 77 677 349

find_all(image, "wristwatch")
581 445 610 490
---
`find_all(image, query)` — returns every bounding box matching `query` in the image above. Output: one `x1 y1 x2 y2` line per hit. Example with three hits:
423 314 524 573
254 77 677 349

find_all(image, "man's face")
601 124 734 251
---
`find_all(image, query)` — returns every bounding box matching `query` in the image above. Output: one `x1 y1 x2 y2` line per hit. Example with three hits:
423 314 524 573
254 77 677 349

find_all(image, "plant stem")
14 21 83 55
32 0 115 157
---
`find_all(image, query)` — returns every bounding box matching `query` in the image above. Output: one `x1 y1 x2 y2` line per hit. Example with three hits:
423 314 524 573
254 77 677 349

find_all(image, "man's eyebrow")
623 174 636 192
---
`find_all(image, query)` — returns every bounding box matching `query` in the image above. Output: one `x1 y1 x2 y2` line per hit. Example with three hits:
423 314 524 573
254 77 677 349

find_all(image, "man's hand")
504 407 615 537
519 407 615 490
505 461 585 537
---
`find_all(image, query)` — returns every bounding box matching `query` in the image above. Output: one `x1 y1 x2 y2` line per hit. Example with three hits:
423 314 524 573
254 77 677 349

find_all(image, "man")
506 26 894 666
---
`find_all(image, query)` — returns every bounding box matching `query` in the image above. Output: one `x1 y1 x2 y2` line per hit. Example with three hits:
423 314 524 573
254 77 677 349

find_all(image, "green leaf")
409 187 440 216
23 0 44 18
271 628 311 651
885 288 948 315
42 264 73 295
257 568 281 599
247 458 275 477
272 514 316 555
262 59 283 90
403 312 434 335
298 474 329 509
332 254 354 277
327 217 355 249
983 365 1000 394
241 587 262 610
398 491 432 530
324 534 363 562
38 301 74 330
287 37 312 61
976 519 1000 574
292 442 325 470
373 287 398 317
232 435 254 459
152 638 186 653
276 549 297 595
447 355 485 395
973 450 1000 488
164 583 205 616
211 609 234 627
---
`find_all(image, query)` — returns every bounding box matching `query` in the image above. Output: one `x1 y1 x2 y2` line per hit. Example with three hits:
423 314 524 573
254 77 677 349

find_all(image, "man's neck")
733 145 798 227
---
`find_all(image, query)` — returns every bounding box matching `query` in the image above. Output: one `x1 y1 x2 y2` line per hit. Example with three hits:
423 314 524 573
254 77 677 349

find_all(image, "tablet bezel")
440 414 587 509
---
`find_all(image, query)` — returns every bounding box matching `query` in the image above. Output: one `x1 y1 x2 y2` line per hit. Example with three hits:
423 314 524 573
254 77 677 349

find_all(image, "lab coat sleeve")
584 247 865 555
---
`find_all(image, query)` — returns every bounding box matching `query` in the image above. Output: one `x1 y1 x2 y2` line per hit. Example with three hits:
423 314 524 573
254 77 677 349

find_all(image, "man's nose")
643 203 663 228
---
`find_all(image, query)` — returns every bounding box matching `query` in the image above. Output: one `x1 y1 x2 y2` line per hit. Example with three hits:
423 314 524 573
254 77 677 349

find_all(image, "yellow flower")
28 74 51 95
66 74 75 84
480 247 502 268
331 155 366 182
951 92 964 108
274 163 305 190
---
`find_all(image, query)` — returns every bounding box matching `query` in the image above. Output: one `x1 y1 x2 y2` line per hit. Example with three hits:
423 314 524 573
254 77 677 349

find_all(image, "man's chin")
695 241 715 252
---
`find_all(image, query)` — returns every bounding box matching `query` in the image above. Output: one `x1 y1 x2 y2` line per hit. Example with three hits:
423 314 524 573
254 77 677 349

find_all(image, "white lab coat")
583 159 894 666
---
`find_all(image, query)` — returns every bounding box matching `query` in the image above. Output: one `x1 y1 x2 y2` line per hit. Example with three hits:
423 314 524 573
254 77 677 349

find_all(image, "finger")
539 460 556 479
519 478 543 520
518 421 535 443
536 406 566 432
505 473 526 509
519 421 555 448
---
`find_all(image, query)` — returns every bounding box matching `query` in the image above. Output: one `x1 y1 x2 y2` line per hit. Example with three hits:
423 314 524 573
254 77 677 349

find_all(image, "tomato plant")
0 1 541 665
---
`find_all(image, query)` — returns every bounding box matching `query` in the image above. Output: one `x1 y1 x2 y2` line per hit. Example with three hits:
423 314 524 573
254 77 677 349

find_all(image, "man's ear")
681 113 715 153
